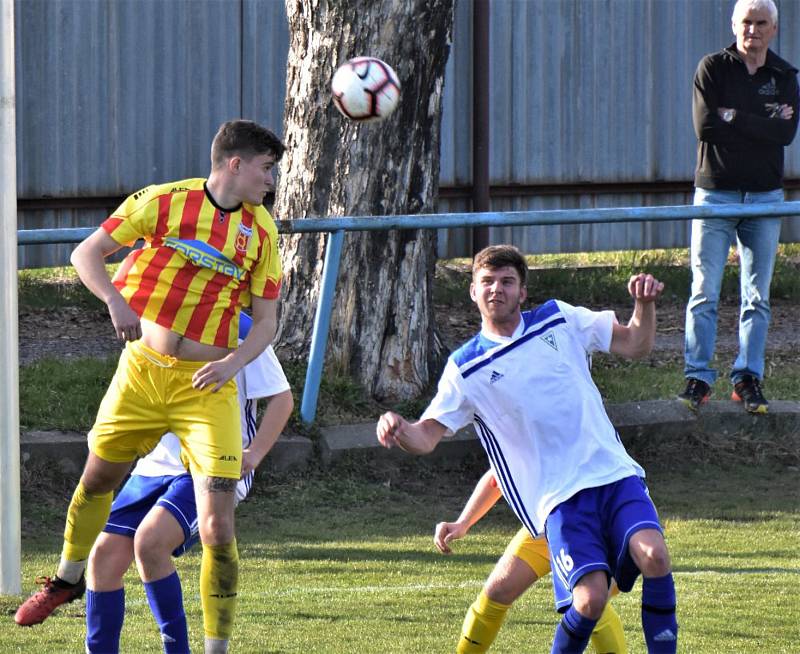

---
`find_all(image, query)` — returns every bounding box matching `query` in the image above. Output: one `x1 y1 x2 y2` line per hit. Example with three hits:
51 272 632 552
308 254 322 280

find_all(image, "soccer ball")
331 57 401 123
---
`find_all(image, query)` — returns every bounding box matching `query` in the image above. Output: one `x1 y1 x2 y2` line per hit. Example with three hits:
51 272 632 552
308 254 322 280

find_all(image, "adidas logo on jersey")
490 370 504 384
653 628 677 642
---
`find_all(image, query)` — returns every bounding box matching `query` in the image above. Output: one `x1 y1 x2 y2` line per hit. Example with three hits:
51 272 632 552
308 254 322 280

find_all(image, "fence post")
300 230 345 425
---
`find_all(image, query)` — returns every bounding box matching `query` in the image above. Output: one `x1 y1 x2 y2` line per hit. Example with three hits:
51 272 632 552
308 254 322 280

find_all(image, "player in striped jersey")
378 245 678 654
435 470 627 653
84 313 292 654
16 121 284 654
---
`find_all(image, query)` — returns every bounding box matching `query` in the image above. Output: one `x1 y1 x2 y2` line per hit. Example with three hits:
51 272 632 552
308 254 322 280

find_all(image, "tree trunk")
275 0 454 401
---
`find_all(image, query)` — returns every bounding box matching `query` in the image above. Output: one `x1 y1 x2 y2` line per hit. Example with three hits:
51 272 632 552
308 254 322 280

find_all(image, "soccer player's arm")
193 217 282 391
434 470 502 554
70 227 142 341
376 413 446 454
240 386 293 478
609 273 664 360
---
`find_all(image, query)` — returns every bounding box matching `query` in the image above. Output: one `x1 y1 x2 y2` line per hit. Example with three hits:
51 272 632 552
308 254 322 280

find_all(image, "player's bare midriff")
139 318 233 362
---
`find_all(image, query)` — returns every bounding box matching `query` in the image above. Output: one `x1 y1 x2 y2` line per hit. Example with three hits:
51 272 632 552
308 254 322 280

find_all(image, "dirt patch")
17 288 799 367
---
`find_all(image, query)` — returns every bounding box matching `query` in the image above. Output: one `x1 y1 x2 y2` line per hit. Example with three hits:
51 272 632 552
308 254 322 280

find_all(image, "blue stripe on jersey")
474 414 539 537
461 315 566 379
452 300 562 369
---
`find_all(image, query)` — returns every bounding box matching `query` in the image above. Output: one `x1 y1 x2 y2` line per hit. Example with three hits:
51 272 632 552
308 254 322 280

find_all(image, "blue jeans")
684 187 784 385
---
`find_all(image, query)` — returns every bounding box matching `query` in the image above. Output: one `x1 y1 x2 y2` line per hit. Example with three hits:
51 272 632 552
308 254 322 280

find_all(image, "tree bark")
275 0 454 401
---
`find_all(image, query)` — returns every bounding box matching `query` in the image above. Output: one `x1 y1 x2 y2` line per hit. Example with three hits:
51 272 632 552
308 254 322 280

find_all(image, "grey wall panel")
15 0 800 267
16 0 243 199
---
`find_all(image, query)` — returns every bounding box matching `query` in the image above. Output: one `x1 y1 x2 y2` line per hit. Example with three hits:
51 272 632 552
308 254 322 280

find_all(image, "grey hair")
732 0 778 25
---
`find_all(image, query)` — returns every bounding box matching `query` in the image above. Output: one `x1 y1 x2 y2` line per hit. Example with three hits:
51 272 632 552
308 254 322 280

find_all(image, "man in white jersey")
377 245 678 654
82 312 292 654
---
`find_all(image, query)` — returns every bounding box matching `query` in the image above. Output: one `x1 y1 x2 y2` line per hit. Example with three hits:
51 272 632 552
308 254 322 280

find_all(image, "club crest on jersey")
235 223 252 254
541 332 558 351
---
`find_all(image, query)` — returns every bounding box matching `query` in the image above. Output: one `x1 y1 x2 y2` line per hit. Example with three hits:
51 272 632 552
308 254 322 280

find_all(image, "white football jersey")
131 345 290 503
421 299 645 536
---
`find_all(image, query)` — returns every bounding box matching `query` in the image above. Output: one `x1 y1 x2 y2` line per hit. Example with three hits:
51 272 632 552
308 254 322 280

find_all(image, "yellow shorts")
88 342 242 479
503 527 552 579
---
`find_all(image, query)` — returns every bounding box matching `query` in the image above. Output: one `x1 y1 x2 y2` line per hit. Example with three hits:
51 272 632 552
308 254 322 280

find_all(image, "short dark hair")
211 120 286 168
472 245 527 285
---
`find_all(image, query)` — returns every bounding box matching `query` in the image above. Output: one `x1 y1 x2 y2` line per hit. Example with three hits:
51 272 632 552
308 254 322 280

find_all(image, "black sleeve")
692 56 740 144
733 71 799 146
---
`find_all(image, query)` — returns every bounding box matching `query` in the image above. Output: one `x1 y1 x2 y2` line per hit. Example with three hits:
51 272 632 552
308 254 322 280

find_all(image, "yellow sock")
201 540 239 640
61 482 113 564
590 602 628 654
456 589 511 653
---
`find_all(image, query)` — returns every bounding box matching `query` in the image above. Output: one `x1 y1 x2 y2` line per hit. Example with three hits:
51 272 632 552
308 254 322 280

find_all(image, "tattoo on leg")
196 476 237 495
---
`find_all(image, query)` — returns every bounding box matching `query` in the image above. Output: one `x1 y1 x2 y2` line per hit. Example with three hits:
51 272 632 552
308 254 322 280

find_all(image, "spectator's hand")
628 273 664 304
192 357 239 392
107 295 141 341
778 104 794 120
376 411 408 449
434 520 469 554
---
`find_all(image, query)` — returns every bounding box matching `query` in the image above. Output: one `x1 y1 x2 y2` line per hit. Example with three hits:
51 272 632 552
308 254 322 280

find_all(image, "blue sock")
144 571 190 654
642 573 678 653
85 588 125 654
550 605 598 654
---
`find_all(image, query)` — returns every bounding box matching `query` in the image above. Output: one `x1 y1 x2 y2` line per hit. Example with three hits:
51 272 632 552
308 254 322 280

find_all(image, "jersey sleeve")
240 345 291 399
420 358 475 437
248 209 283 300
101 185 162 247
556 300 617 354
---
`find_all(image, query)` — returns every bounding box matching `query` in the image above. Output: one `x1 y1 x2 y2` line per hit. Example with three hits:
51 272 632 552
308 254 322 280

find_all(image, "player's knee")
572 590 607 620
133 532 171 571
631 540 671 578
197 511 235 545
483 578 518 605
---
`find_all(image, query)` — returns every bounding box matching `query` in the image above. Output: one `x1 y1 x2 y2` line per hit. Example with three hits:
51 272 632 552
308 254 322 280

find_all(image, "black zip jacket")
693 44 799 192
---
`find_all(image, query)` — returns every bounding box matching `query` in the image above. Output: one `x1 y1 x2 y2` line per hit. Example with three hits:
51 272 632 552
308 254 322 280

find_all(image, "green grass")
1 462 798 652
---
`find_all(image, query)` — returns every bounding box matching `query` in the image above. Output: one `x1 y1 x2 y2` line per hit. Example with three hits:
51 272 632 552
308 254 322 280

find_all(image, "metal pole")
0 0 22 595
471 0 490 255
300 231 345 424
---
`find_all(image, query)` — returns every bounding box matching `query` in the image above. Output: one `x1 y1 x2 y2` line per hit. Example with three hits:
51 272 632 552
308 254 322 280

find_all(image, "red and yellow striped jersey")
102 178 282 348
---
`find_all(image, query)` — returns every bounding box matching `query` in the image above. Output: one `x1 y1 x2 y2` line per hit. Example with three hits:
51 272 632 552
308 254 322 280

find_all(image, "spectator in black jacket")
680 0 798 414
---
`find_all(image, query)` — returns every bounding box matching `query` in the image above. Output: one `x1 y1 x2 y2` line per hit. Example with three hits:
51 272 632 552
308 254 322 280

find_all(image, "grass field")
2 460 798 653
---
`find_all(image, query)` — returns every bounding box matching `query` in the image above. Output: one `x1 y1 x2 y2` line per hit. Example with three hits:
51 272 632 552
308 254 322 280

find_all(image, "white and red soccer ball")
331 56 401 123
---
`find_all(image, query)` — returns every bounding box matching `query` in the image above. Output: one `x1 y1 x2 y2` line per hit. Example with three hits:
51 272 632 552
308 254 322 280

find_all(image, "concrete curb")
20 399 800 474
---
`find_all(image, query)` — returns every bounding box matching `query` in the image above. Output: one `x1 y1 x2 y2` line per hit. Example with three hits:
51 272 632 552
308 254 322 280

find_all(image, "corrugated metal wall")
15 0 800 266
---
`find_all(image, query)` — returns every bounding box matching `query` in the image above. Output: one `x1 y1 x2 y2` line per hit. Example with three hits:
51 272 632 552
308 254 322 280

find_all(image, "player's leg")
546 488 614 654
194 475 238 654
14 453 131 627
85 532 135 654
458 529 547 653
609 477 677 654
627 530 677 654
135 480 197 654
173 373 242 654
16 347 167 627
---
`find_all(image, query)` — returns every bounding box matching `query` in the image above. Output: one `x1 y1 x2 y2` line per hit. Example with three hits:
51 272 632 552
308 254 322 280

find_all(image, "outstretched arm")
376 411 447 455
609 273 664 360
434 469 502 554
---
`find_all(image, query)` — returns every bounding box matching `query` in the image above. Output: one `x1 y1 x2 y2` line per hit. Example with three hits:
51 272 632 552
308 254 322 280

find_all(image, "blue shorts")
103 474 200 557
545 475 662 611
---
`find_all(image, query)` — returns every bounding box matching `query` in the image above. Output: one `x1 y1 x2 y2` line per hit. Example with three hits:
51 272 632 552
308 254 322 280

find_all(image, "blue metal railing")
17 201 800 423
